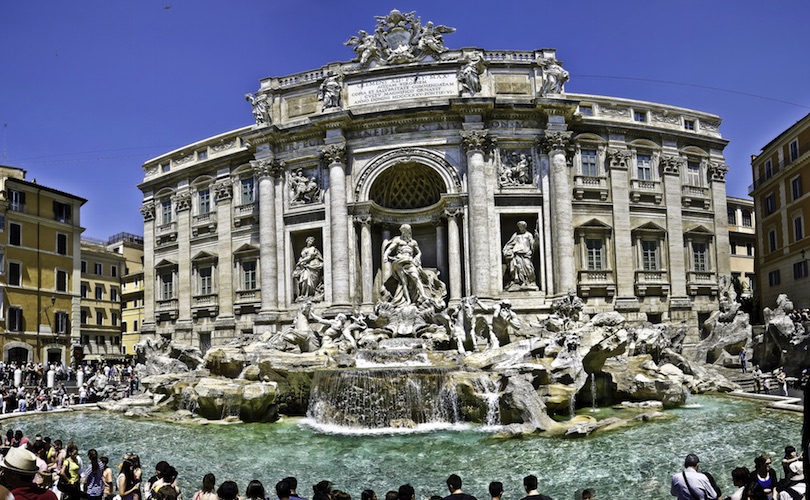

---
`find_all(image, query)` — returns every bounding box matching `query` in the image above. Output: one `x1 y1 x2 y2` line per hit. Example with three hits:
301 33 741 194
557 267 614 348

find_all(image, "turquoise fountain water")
6 395 801 498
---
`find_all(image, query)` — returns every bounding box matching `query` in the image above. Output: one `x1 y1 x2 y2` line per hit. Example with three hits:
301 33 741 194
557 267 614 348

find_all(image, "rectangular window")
730 242 737 255
134 320 138 332
111 265 118 278
790 139 799 162
197 149 208 161
111 287 119 302
198 189 211 214
162 200 173 225
637 154 653 181
768 270 780 286
769 230 777 252
581 149 598 177
160 273 174 300
794 261 808 280
641 240 658 271
95 311 104 326
727 208 736 225
765 159 772 179
81 283 89 298
633 111 647 122
56 270 68 292
95 286 104 300
55 311 68 334
742 211 752 227
242 261 257 289
198 266 213 295
94 263 102 275
56 233 68 255
746 243 754 256
81 260 87 273
8 262 21 286
161 163 170 173
7 307 22 331
684 119 695 131
692 242 708 271
579 105 593 116
765 194 776 215
53 202 72 223
241 178 255 204
585 239 604 270
122 322 128 333
792 176 803 201
795 216 804 241
686 161 702 187
9 223 21 246
111 312 118 326
95 335 104 345
8 190 25 212
80 309 89 324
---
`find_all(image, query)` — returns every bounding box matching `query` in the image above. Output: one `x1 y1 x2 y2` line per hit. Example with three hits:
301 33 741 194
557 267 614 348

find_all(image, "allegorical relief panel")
288 168 322 206
497 149 533 187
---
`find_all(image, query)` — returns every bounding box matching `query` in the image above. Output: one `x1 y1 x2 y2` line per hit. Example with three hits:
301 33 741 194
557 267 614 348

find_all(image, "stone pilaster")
661 157 688 301
709 162 731 277
252 158 284 314
214 179 234 319
540 131 575 294
461 129 496 297
172 191 192 325
139 202 156 332
607 149 638 310
445 207 463 301
356 215 374 305
322 143 351 306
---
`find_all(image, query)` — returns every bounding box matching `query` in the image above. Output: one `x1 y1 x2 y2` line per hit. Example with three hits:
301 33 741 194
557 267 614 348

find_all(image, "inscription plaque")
347 73 458 106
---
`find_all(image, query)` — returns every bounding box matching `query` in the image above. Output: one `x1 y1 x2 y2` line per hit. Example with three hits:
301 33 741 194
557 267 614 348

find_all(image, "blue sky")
2 1 809 239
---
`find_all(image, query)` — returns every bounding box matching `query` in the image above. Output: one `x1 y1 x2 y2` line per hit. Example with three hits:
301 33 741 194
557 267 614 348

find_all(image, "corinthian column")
252 158 284 312
709 162 731 277
139 202 156 333
322 143 350 306
461 129 496 297
213 179 234 318
445 207 463 301
540 131 575 294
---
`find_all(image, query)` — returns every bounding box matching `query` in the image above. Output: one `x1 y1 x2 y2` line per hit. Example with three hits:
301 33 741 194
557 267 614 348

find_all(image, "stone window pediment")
191 251 218 263
155 259 178 269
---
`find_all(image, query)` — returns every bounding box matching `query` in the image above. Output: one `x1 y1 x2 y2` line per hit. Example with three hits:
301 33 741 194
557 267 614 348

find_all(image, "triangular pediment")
633 221 666 234
684 224 713 235
155 258 177 269
233 243 260 255
191 250 218 262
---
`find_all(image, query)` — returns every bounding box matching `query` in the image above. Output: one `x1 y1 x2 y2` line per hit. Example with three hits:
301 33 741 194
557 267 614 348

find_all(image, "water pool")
6 395 801 499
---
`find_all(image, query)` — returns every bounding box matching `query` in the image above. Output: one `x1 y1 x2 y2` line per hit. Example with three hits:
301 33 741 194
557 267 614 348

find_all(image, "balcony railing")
573 175 609 201
629 179 662 203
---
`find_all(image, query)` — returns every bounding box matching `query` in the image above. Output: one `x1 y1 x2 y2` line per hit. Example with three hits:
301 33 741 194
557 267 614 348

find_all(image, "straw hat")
0 447 39 474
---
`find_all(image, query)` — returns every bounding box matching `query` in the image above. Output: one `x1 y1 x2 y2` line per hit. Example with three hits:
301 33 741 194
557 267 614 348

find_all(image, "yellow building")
0 165 86 365
106 233 144 357
79 238 125 364
750 112 810 310
727 197 755 296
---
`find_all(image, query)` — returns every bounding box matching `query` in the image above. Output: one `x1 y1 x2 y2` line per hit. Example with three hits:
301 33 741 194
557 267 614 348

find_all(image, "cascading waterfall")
220 392 241 420
472 376 501 426
590 372 597 411
179 386 199 414
307 367 462 429
568 391 576 419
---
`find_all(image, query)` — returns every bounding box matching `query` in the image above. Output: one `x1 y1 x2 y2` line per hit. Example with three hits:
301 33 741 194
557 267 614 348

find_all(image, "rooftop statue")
538 57 569 95
245 92 271 126
344 10 455 67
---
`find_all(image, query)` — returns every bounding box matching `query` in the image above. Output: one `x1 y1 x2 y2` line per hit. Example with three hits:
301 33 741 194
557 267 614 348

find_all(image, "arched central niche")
368 162 446 209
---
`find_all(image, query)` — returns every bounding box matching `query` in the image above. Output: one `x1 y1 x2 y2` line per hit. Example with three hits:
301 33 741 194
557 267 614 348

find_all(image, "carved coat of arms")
345 10 455 67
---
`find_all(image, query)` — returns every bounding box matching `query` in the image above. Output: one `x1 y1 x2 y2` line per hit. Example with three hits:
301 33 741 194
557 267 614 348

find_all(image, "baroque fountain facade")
130 10 748 429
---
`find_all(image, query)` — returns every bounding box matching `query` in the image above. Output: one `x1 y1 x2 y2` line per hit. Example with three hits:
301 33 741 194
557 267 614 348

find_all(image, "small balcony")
686 270 718 296
235 289 261 314
629 179 662 204
192 293 219 318
634 270 670 296
577 269 616 297
233 203 257 227
192 212 217 236
681 185 711 209
573 175 609 201
155 298 178 321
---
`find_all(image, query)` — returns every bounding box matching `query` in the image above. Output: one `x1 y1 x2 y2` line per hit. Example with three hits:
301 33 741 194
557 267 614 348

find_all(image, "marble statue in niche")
293 236 324 302
503 220 539 291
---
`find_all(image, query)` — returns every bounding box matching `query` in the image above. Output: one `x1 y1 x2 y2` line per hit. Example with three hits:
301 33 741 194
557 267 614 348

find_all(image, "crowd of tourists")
0 363 141 414
0 427 805 500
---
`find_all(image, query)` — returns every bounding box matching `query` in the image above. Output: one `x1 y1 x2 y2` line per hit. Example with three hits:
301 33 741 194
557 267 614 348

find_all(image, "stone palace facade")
138 11 730 349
